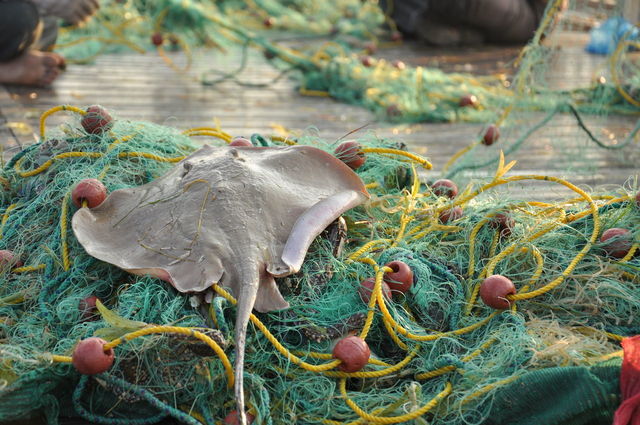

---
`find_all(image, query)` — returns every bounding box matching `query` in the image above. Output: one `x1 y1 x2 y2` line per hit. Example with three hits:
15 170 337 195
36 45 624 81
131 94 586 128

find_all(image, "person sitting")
0 0 100 86
389 0 551 46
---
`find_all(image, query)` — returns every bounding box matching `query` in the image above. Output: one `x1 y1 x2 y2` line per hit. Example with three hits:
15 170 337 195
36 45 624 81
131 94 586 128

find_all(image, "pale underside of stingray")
72 144 369 424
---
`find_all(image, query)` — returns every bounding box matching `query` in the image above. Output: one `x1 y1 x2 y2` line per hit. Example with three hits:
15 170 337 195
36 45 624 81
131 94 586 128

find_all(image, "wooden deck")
0 33 637 203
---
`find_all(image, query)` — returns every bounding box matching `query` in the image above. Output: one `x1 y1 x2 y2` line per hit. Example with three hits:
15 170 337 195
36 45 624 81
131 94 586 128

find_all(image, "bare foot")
0 50 65 87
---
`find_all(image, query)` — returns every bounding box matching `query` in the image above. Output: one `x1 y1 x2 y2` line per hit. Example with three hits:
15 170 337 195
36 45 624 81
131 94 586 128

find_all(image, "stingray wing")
72 144 368 298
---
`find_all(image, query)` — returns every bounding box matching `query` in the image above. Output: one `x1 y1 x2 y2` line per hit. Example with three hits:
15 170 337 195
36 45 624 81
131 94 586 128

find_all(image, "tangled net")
0 104 638 424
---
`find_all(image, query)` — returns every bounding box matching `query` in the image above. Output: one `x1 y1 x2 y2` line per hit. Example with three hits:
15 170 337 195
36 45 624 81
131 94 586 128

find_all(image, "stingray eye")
182 161 192 177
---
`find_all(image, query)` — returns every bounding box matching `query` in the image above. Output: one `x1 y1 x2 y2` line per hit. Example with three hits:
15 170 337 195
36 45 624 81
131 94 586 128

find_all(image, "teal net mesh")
2 0 639 424
0 105 637 424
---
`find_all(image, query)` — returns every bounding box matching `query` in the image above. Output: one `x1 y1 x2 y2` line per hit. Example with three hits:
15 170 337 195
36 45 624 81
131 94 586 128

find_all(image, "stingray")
72 144 369 423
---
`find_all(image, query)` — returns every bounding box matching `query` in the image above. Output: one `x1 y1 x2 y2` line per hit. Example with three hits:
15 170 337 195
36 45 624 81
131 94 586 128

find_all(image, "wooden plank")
624 0 640 23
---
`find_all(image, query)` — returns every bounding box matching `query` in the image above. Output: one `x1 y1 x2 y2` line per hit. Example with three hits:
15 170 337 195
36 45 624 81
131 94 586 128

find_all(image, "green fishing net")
0 104 637 425
2 1 638 424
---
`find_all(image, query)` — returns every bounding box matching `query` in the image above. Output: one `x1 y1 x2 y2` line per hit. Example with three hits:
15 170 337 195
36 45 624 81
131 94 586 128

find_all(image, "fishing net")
2 1 638 424
0 104 637 425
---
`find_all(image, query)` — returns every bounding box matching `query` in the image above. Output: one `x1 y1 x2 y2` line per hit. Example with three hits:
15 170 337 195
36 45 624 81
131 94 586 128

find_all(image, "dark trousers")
429 0 546 43
0 0 41 61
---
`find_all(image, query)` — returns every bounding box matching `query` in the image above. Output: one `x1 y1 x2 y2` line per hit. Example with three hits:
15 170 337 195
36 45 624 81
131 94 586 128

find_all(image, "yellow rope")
323 347 419 378
464 283 481 317
485 209 565 278
299 87 331 97
391 165 420 247
0 203 18 239
518 247 545 294
375 265 499 341
574 326 625 342
379 303 409 351
212 285 341 373
463 230 499 315
53 33 145 55
51 355 72 363
459 375 519 406
340 379 452 424
107 133 137 150
415 337 497 380
103 325 233 387
117 152 185 162
60 193 72 271
347 239 391 262
467 218 491 278
181 126 230 137
269 135 297 145
15 152 103 178
442 141 480 173
359 265 393 341
564 196 628 223
361 147 432 169
156 42 193 73
183 130 233 143
448 174 600 306
13 264 46 273
610 40 640 107
14 149 185 178
293 351 392 367
619 244 639 263
39 105 86 139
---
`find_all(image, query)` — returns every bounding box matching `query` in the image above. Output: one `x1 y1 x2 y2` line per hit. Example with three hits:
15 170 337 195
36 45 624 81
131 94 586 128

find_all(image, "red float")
224 410 255 425
459 95 478 108
383 261 413 293
431 179 458 199
364 42 377 54
490 212 515 238
480 275 516 309
79 295 98 322
151 32 163 46
263 17 275 27
81 105 114 135
0 250 22 270
600 228 633 258
72 337 115 375
361 56 374 67
334 141 365 170
72 179 108 208
439 206 463 223
482 125 500 146
387 104 401 118
358 277 391 304
332 336 370 372
229 137 253 147
392 60 406 70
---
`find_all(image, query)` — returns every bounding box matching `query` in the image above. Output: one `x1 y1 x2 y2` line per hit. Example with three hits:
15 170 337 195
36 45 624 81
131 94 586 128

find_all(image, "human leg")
429 0 541 44
0 0 64 86
0 0 43 61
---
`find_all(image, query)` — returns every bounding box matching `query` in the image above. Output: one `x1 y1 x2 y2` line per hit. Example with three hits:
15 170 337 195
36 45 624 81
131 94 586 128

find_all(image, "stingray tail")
234 267 260 425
